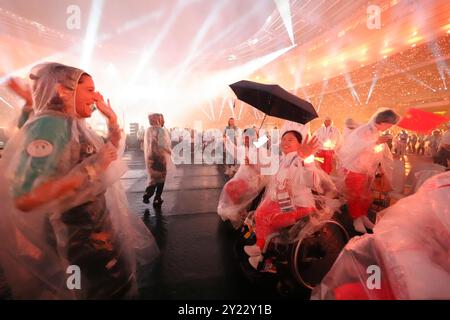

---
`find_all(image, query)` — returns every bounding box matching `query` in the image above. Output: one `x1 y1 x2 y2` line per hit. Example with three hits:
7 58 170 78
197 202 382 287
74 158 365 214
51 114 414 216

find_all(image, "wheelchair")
237 206 349 295
370 171 393 216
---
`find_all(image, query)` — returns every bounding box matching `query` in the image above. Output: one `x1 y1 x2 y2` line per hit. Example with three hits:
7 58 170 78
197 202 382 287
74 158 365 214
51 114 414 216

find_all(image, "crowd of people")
217 110 449 298
0 60 448 300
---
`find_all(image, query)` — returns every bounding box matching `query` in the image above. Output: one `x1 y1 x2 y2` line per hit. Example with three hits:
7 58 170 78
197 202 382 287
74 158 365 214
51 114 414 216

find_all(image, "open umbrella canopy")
229 80 318 124
397 108 449 134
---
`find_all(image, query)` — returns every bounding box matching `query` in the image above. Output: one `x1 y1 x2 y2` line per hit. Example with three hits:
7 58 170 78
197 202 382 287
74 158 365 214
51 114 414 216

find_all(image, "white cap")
280 121 309 140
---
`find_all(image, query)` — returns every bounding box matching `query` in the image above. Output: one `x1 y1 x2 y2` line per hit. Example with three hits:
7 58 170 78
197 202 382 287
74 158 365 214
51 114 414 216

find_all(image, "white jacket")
266 152 319 209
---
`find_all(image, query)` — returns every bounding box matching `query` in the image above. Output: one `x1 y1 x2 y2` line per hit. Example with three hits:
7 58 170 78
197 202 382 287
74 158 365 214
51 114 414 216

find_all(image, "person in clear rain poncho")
223 117 241 178
342 118 360 139
312 171 450 300
142 113 172 206
335 118 360 156
217 128 270 228
336 108 399 234
243 122 338 269
0 63 159 299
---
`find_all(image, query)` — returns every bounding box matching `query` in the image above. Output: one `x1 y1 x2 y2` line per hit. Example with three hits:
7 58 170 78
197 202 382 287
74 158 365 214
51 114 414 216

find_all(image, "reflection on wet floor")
127 149 441 299
122 150 293 299
142 208 168 249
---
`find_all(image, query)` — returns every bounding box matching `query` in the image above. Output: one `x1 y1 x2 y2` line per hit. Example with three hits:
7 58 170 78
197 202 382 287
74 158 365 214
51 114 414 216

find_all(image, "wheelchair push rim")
290 220 349 290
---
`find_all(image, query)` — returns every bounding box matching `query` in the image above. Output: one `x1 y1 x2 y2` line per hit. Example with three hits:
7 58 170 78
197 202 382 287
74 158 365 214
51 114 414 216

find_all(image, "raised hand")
94 92 117 123
297 135 319 159
7 77 33 109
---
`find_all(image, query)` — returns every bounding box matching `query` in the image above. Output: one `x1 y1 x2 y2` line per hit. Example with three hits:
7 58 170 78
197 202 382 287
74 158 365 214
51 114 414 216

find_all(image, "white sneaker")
248 255 262 269
353 217 367 234
244 244 261 257
361 215 375 230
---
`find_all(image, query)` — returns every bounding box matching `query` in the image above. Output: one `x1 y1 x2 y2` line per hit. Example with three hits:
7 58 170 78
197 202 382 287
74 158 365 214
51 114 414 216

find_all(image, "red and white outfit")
254 151 319 250
314 125 341 174
245 121 338 269
337 120 393 221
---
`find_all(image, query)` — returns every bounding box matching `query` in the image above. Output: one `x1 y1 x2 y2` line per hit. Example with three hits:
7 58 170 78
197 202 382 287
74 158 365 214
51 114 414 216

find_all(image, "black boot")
153 183 165 206
153 197 164 206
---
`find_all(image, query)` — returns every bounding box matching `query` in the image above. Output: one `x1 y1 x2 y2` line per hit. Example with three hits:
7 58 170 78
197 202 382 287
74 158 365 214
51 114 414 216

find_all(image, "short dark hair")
282 130 302 144
374 109 399 125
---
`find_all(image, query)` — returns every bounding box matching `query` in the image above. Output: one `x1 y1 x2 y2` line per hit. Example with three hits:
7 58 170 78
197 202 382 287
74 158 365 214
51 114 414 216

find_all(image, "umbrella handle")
259 114 267 130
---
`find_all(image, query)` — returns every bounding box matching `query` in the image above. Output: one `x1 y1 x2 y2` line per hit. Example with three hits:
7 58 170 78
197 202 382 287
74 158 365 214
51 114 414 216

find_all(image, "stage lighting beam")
80 0 104 70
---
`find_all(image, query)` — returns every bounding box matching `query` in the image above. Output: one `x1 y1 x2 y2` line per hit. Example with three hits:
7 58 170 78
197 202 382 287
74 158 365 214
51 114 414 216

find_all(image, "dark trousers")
145 183 165 199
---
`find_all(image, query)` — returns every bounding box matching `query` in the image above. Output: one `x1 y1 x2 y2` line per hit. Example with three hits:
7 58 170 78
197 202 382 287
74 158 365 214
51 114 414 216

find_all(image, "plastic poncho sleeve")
312 172 450 300
143 127 152 170
12 115 70 197
158 127 172 153
217 164 269 228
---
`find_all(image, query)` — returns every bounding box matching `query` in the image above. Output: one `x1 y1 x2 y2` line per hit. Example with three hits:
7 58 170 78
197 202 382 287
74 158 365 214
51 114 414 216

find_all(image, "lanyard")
277 154 298 184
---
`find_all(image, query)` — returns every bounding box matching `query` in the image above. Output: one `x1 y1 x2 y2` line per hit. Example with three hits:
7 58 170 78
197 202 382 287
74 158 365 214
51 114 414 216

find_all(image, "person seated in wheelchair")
244 123 337 270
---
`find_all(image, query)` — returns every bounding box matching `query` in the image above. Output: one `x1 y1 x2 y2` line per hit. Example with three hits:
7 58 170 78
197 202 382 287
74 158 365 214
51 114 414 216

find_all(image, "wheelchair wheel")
289 220 349 289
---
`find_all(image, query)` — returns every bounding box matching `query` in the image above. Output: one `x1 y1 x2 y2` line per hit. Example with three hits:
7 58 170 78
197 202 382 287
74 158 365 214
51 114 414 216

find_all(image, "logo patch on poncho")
26 139 53 158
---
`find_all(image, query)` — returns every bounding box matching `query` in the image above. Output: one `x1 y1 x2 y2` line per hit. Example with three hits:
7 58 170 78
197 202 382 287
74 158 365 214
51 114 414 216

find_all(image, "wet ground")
0 149 435 300
123 149 439 300
122 149 298 300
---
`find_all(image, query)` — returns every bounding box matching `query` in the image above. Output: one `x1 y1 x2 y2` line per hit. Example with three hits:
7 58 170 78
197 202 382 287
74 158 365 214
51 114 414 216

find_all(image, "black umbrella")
229 80 318 127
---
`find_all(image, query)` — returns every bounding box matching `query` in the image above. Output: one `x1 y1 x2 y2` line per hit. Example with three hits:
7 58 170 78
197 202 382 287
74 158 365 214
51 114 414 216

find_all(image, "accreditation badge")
26 139 54 158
